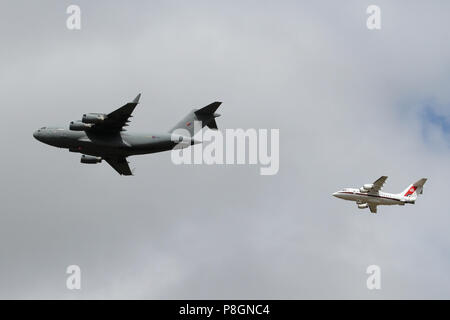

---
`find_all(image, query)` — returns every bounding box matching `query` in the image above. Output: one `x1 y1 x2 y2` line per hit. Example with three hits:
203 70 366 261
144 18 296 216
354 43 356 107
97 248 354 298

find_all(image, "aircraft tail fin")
400 178 428 200
169 101 222 137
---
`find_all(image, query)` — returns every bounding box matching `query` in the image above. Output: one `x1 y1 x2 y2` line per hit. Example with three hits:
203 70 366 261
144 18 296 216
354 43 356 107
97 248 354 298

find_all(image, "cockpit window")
40 127 46 129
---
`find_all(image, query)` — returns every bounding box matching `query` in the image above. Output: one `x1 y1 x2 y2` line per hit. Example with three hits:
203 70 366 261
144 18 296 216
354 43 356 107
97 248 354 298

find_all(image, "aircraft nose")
33 130 42 141
332 192 339 198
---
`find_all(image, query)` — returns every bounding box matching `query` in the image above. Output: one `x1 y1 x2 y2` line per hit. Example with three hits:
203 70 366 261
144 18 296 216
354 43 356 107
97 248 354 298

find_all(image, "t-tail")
169 101 222 137
399 178 428 202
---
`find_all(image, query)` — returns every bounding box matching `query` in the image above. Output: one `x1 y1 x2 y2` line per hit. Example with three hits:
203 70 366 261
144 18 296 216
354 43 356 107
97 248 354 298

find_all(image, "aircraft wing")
105 157 133 176
368 203 378 214
371 176 388 193
91 94 141 134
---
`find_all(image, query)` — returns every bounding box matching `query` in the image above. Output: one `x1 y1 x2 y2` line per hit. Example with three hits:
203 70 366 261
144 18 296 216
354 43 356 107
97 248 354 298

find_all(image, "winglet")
132 93 141 104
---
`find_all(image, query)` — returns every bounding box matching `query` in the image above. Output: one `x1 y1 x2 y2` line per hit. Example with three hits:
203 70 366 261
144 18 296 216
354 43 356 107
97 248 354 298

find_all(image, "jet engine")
358 203 368 209
360 184 374 192
82 113 107 124
70 121 92 131
80 155 102 164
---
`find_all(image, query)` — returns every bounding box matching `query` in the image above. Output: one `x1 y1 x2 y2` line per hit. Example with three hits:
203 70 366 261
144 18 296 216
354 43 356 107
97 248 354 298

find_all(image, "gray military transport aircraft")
33 94 222 175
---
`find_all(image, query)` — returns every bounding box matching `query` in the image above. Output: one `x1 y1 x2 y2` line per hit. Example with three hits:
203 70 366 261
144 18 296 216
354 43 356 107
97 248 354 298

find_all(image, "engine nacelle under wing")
70 121 93 131
80 155 102 164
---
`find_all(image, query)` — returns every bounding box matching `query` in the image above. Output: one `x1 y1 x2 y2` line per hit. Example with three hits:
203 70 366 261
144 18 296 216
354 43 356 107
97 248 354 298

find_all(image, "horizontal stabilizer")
195 101 222 115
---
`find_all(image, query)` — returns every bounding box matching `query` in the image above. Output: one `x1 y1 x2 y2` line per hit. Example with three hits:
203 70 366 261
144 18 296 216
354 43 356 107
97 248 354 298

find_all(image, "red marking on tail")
404 186 417 197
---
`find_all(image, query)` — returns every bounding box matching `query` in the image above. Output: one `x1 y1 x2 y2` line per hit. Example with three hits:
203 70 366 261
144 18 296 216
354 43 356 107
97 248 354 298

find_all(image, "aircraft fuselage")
33 127 189 157
332 188 414 206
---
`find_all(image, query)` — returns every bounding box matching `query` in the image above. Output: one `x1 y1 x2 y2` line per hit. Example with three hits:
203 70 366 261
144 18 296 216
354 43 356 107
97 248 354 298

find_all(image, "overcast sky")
1 0 450 299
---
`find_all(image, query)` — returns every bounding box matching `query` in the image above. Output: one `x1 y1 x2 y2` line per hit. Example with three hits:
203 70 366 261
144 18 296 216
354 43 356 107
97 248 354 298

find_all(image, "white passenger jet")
332 176 427 214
